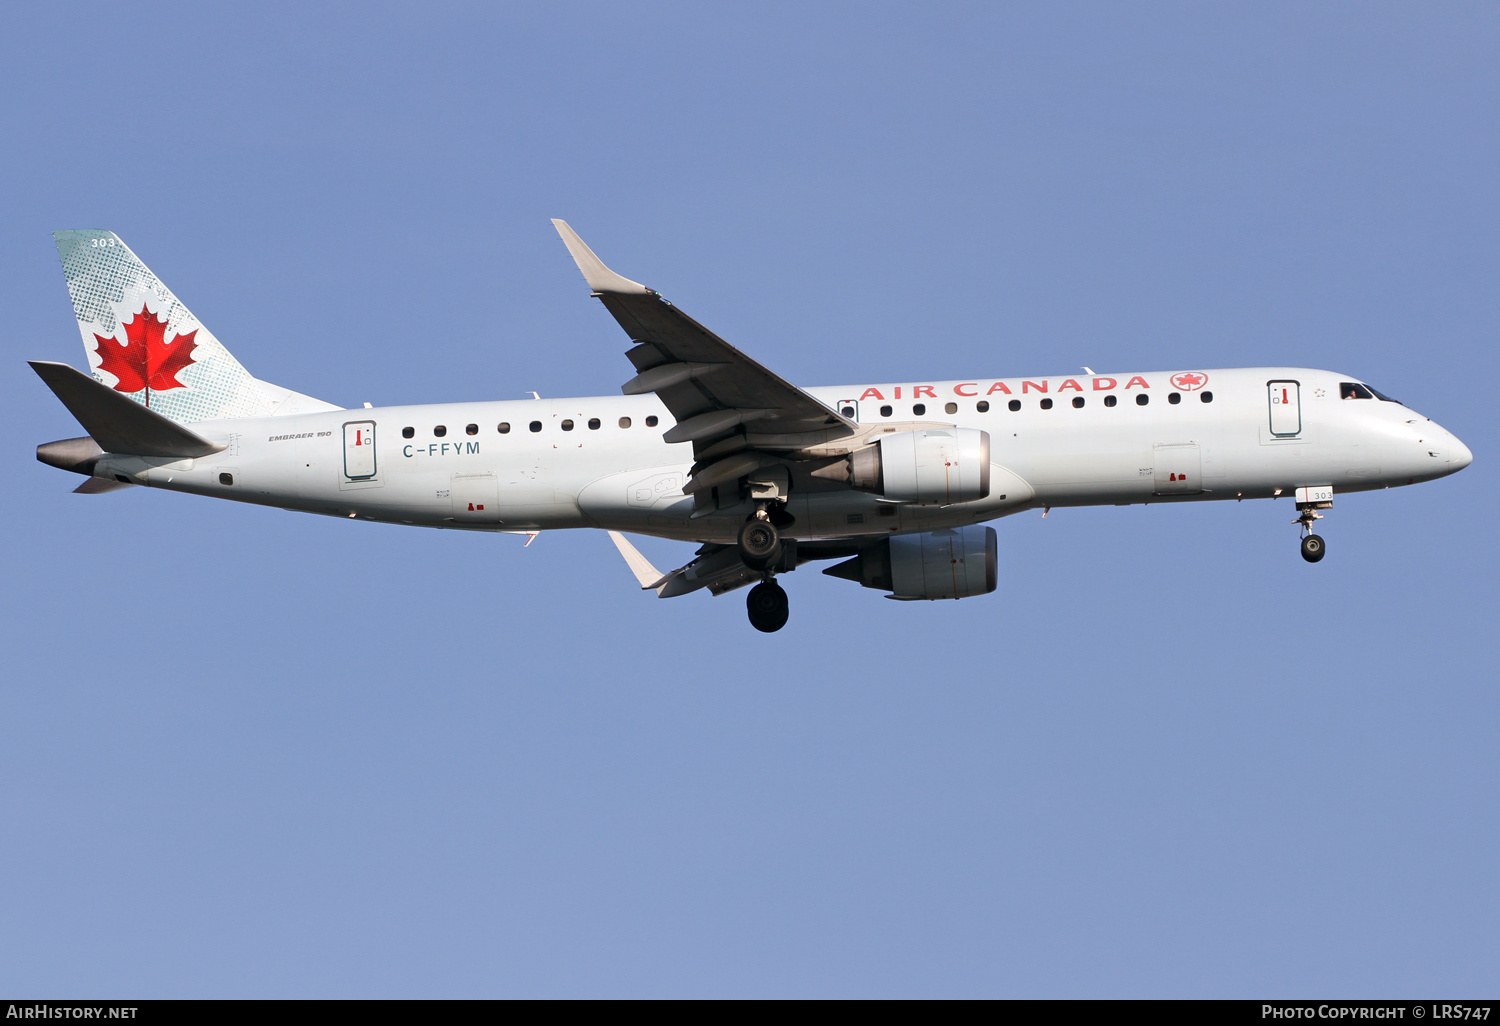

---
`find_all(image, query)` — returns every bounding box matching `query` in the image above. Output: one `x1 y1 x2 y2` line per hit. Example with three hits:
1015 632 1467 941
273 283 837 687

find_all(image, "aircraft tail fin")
53 230 340 424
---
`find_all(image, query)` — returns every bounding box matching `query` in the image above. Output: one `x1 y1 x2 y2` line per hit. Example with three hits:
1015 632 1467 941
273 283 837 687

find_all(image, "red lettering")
1125 376 1150 389
1058 379 1083 392
953 383 978 397
894 386 901 399
859 387 884 401
986 381 1013 395
913 385 935 399
1092 377 1117 391
1022 380 1048 393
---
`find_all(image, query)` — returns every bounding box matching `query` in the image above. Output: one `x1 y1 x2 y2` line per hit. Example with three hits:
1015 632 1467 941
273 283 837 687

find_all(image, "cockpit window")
1366 384 1402 405
1340 382 1375 400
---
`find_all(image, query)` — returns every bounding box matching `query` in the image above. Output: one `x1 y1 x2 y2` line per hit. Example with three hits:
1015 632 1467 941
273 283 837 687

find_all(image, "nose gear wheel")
1293 502 1329 563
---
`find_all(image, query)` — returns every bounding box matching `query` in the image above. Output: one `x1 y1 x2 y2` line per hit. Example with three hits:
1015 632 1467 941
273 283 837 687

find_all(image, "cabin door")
343 421 376 480
1268 380 1302 437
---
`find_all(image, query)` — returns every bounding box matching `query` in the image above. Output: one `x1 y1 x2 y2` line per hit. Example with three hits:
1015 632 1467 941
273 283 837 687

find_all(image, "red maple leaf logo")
1171 371 1207 391
92 304 198 395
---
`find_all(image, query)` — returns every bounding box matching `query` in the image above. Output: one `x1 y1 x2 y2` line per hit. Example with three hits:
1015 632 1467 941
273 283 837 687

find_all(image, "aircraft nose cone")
1449 435 1473 471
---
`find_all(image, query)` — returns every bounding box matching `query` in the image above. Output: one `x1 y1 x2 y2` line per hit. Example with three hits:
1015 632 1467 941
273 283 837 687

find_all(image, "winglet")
551 220 652 295
608 531 668 593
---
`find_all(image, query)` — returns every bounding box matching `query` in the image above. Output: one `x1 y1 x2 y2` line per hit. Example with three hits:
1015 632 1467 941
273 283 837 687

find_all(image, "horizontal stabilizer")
30 361 226 459
74 477 136 494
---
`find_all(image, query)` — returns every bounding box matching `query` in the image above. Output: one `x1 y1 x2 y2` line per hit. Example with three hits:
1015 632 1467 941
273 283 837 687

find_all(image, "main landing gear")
1295 504 1328 563
747 579 790 633
739 505 794 632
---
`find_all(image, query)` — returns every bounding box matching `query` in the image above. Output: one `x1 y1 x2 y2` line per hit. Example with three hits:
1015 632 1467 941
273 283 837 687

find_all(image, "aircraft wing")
552 220 856 454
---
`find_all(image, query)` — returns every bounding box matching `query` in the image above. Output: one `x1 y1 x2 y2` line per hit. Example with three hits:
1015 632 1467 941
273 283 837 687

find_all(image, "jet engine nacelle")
824 526 998 600
843 428 991 505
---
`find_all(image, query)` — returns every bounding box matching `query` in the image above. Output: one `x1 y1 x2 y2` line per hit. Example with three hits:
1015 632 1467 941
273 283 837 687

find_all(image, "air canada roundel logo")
1171 371 1208 391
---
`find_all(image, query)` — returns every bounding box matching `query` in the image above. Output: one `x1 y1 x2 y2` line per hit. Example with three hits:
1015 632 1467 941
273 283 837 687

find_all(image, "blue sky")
1 2 1496 997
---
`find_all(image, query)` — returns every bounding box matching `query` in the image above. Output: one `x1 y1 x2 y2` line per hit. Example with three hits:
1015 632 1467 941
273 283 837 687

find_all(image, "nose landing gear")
1295 505 1328 563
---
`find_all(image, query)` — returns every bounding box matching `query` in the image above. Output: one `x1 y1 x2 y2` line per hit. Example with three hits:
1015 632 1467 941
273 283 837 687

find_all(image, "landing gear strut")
746 579 790 633
1295 504 1328 563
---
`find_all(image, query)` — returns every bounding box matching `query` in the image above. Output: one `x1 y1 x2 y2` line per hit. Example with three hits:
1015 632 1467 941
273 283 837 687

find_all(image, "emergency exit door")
343 421 376 479
1268 381 1301 437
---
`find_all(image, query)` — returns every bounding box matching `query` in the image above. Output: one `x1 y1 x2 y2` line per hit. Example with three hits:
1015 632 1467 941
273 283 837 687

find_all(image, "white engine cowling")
848 428 990 505
823 526 998 600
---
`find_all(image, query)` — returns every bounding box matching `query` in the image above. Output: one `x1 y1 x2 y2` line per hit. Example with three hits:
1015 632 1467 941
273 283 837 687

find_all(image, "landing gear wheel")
746 580 789 633
1300 534 1326 563
738 518 782 570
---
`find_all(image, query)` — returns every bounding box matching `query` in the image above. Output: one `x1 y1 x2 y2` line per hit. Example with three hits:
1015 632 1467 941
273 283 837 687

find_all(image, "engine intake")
824 526 998 600
822 428 990 505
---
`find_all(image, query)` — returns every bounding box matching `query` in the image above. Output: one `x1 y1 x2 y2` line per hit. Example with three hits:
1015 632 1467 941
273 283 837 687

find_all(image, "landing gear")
737 515 782 570
746 579 789 633
1294 501 1329 563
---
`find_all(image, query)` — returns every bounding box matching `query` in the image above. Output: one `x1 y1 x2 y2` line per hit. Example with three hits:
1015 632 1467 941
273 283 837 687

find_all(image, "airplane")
31 224 1473 632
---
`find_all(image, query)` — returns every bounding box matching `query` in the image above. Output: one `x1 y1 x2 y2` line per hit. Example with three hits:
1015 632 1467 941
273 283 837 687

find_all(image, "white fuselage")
90 367 1472 544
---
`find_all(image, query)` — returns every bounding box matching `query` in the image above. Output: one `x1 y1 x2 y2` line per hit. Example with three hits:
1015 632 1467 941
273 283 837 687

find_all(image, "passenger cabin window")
1104 395 1117 407
944 402 958 414
913 403 926 416
402 426 414 438
977 401 990 413
498 422 511 433
840 405 855 418
1136 394 1149 406
529 421 542 432
619 417 631 428
645 416 658 427
1168 392 1182 404
588 418 600 430
1072 396 1085 408
561 419 574 431
1200 391 1213 403
466 423 478 435
219 473 234 486
1008 399 1021 411
1341 382 1375 400
433 425 447 437
1039 398 1053 410
880 405 893 417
